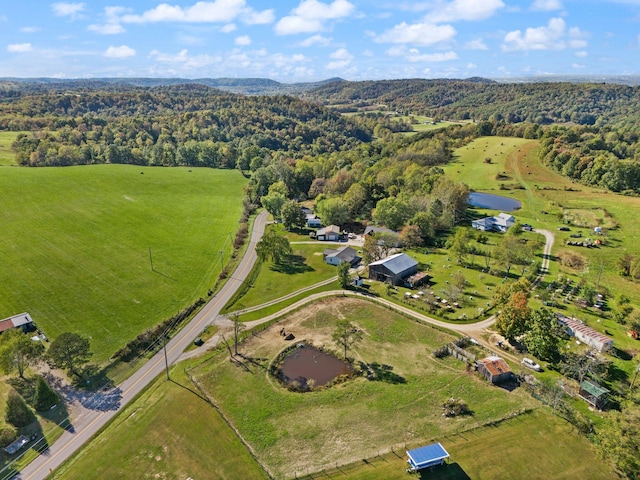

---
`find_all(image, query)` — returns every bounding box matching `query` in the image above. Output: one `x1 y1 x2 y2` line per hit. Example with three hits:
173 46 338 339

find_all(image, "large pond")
279 344 353 389
468 192 521 212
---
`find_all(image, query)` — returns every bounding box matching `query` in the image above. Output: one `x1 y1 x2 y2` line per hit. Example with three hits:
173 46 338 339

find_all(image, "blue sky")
1 0 640 81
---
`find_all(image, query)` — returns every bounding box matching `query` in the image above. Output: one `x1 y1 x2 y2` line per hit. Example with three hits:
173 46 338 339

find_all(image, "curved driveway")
18 210 268 480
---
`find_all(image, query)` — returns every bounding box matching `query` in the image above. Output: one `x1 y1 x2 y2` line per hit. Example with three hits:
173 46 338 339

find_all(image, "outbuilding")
579 379 609 410
406 442 449 472
476 356 512 384
0 313 35 334
556 314 614 352
316 225 341 241
368 253 418 286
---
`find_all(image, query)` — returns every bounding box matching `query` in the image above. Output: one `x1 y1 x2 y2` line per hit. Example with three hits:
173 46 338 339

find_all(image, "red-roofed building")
0 313 34 334
477 356 512 384
556 314 614 352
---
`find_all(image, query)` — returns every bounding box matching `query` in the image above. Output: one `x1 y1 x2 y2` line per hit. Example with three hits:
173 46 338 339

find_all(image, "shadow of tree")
42 372 122 412
362 362 407 384
270 254 314 274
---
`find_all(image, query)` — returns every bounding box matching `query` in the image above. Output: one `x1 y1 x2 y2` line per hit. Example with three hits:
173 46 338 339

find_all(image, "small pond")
279 344 353 389
468 192 521 211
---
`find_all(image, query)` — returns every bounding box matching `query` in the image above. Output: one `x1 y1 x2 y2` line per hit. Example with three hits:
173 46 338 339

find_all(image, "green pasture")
446 136 640 309
195 298 535 479
52 367 268 480
0 132 21 166
223 233 339 313
0 165 246 361
314 409 613 480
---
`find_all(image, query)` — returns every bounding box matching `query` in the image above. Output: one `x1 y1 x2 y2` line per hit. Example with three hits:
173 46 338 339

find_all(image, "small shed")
368 253 418 286
579 380 609 410
407 442 449 472
316 225 341 241
476 356 512 384
0 313 35 334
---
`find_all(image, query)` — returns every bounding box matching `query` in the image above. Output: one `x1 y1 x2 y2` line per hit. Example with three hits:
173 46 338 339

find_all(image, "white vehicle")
521 357 542 371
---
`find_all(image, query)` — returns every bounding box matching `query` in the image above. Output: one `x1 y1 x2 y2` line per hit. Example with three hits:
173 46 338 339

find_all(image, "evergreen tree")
33 376 60 412
5 390 35 428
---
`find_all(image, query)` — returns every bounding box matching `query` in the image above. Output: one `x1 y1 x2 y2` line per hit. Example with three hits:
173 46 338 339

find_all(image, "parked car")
521 357 542 371
521 223 533 231
558 226 570 231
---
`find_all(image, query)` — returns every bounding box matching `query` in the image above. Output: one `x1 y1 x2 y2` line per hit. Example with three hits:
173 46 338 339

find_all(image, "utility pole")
163 333 170 380
149 246 154 271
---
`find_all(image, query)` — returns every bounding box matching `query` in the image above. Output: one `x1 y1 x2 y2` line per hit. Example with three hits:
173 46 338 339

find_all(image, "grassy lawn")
0 132 21 166
194 297 536 479
0 165 246 361
52 367 268 480
313 409 613 480
223 230 339 313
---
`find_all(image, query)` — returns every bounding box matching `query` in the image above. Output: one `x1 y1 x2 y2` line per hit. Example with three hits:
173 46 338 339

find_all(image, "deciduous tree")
280 200 306 231
255 230 292 265
338 261 351 289
47 332 92 379
332 320 363 360
0 329 45 379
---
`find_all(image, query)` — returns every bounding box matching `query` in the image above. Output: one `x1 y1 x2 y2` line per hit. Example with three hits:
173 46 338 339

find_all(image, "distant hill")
0 76 346 96
303 78 640 127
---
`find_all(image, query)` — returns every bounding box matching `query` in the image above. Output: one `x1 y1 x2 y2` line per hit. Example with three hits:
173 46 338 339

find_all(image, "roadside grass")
0 165 246 361
0 132 20 166
223 233 339 313
309 409 613 480
235 282 339 323
52 367 268 480
194 297 536 479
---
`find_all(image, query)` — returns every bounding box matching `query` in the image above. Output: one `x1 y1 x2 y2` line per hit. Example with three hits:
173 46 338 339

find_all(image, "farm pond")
278 344 353 389
468 192 521 211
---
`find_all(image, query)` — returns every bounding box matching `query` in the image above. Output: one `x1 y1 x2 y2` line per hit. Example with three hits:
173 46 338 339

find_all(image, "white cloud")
149 49 221 69
235 35 251 45
575 50 588 57
119 1 273 25
221 23 237 32
299 34 332 47
275 0 355 35
502 17 587 51
7 43 33 53
326 47 353 69
242 8 275 25
89 23 125 34
465 38 488 50
531 0 563 11
407 50 458 62
20 26 41 33
572 63 585 68
375 22 456 46
467 62 477 69
51 2 86 18
425 0 505 23
104 45 136 58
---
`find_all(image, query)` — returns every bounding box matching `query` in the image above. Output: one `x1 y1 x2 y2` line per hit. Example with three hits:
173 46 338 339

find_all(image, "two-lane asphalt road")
18 210 268 480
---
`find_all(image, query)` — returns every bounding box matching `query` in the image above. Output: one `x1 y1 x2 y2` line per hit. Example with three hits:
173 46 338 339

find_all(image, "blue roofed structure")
407 442 450 471
368 253 419 286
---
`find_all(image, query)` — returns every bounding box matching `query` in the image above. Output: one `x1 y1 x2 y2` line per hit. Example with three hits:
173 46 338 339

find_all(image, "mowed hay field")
0 131 21 166
445 136 640 306
194 297 537 479
53 367 269 480
0 164 246 361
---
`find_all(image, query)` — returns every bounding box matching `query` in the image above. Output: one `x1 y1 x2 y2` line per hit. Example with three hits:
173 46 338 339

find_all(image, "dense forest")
305 78 640 129
3 84 370 167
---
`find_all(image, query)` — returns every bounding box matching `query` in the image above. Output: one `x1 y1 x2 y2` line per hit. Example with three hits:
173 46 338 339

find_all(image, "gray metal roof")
368 253 417 274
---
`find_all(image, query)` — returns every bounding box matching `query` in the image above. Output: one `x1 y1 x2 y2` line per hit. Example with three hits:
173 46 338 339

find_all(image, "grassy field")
0 164 246 361
443 135 640 379
223 231 339 313
52 367 269 480
0 132 21 166
195 297 537 479
308 409 613 480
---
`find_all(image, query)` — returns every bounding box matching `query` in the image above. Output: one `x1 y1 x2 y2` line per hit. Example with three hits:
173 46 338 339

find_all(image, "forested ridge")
3 84 370 167
305 78 640 128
